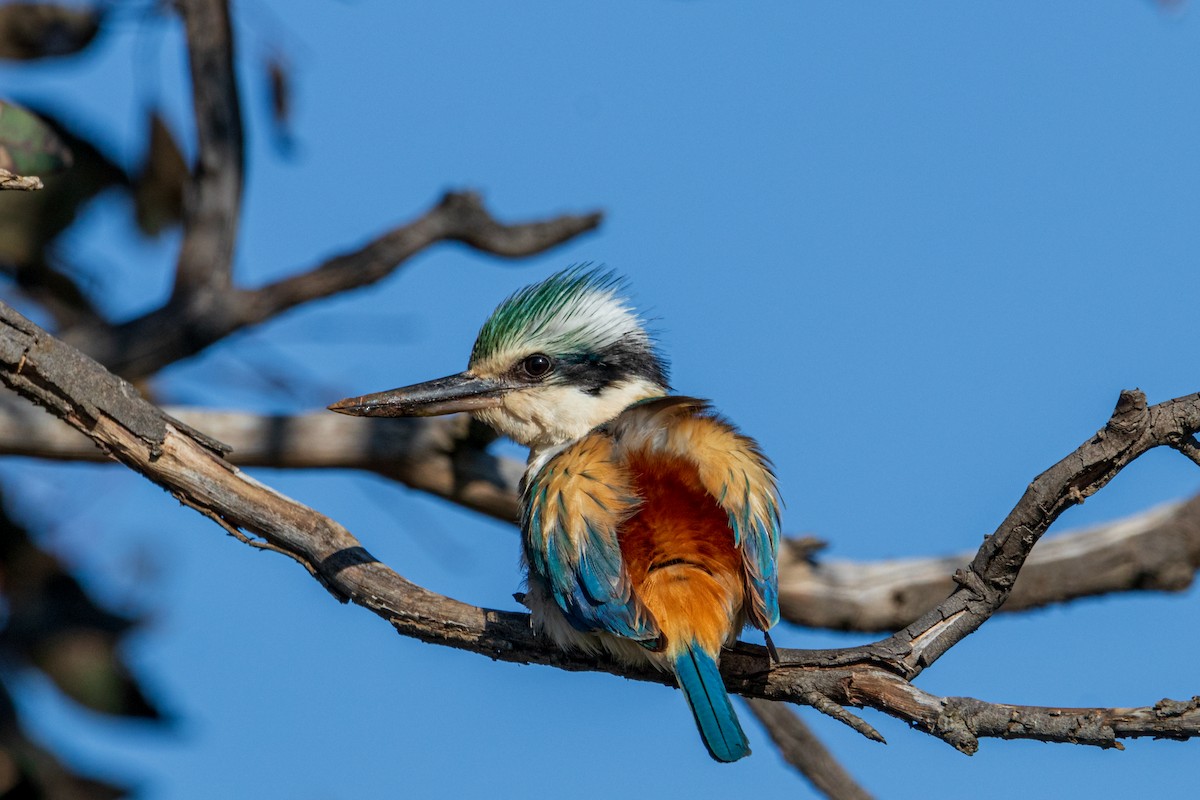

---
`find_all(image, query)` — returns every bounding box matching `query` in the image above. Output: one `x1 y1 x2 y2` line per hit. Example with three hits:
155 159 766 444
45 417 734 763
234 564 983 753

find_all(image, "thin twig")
802 692 885 744
0 168 43 190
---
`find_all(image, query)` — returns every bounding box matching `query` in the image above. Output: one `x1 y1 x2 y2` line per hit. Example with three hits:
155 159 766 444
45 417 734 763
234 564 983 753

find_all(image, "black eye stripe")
510 341 669 393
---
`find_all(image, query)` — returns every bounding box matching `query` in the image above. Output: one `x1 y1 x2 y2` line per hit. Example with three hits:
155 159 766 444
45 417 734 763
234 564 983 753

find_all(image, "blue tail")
672 644 750 762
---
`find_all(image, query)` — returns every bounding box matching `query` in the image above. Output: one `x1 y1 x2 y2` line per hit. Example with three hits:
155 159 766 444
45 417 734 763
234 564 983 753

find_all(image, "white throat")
474 376 665 455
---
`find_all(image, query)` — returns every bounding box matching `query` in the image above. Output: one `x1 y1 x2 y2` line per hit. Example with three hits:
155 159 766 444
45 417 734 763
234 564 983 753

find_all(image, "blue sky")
2 1 1199 797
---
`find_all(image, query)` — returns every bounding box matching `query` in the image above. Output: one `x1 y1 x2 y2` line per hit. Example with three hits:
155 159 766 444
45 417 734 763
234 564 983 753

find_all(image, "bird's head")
328 267 669 449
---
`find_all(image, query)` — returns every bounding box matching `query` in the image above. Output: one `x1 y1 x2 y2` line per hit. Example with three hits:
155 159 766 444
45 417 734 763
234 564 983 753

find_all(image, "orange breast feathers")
606 396 782 635
521 396 781 657
619 452 746 656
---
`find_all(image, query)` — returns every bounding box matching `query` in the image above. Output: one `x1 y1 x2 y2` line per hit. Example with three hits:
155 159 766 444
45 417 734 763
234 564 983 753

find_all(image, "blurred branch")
0 680 125 800
777 496 1200 632
66 190 603 379
0 3 102 61
746 699 874 800
0 109 127 329
242 191 603 314
4 398 1198 627
3 301 1200 753
13 4 599 390
0 168 41 190
0 400 522 522
0 494 161 719
0 5 601 383
171 0 243 301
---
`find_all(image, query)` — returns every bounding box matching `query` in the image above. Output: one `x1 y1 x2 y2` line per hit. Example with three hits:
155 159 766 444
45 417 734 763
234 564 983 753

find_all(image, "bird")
328 267 781 763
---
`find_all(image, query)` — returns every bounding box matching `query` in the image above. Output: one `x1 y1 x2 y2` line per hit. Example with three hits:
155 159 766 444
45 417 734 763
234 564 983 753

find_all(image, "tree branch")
0 168 42 191
29 6 600 392
4 399 1198 629
2 301 1199 755
66 191 602 379
0 399 521 522
838 389 1200 680
235 191 602 323
841 672 1200 754
171 0 243 302
745 699 875 800
777 495 1200 632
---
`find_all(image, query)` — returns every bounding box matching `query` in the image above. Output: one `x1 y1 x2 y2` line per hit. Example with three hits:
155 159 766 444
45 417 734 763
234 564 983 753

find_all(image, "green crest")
470 266 632 365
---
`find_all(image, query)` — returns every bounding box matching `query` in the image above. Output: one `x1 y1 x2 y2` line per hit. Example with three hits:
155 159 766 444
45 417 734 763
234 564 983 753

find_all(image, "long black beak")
327 372 512 418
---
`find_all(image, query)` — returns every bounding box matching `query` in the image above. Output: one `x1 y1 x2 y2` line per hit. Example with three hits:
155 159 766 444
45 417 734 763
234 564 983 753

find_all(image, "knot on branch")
1107 389 1148 434
934 697 983 755
1068 712 1120 749
436 189 488 222
951 567 989 597
1154 696 1200 718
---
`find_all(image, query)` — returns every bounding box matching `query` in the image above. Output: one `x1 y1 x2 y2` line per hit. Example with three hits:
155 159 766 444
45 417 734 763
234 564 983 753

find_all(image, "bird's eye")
521 353 553 379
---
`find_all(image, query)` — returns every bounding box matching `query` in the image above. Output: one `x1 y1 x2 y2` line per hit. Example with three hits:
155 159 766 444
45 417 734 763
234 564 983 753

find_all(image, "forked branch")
1 302 1198 753
1 398 1196 629
65 190 602 379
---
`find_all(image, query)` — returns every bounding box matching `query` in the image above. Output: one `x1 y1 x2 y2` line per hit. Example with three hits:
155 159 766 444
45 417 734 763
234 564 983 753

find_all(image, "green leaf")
0 100 72 174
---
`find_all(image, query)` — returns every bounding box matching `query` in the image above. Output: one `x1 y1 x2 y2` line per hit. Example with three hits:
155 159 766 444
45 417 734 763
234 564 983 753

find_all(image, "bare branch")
23 1 595 401
2 300 1200 755
171 0 244 301
33 6 599 398
1167 431 1200 468
746 699 875 800
841 389 1200 679
3 399 1199 629
235 191 602 322
0 168 42 190
0 400 521 522
179 406 522 521
841 671 1200 754
66 191 601 379
800 691 885 744
779 496 1200 632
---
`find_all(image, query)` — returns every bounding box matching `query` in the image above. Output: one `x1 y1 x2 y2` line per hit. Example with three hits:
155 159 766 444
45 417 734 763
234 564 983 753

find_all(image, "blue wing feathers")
718 471 780 630
672 643 750 763
522 446 659 644
577 526 622 604
743 503 781 628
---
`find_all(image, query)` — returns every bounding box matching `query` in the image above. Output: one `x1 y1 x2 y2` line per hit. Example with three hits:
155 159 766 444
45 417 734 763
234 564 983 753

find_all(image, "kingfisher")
329 267 781 762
